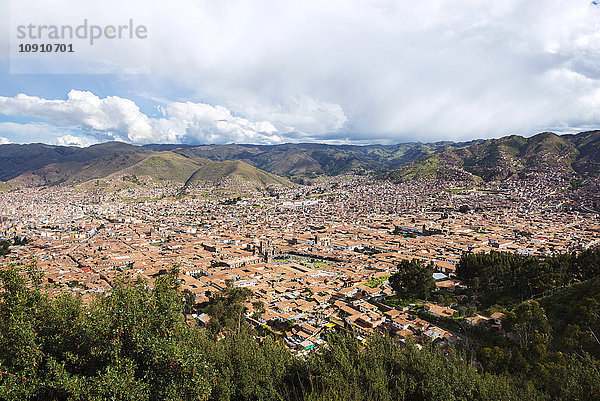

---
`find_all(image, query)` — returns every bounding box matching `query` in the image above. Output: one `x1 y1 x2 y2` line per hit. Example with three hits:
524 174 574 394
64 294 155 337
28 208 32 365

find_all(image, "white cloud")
0 121 70 143
2 1 600 143
143 0 600 142
0 90 153 142
54 134 98 147
156 101 281 144
0 137 10 145
233 95 348 136
0 91 326 145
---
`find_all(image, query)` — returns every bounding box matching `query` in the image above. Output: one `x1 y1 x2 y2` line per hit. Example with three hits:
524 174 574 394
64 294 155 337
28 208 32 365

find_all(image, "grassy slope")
109 152 206 183
185 160 291 187
539 276 600 357
385 132 587 183
2 132 599 187
8 154 148 187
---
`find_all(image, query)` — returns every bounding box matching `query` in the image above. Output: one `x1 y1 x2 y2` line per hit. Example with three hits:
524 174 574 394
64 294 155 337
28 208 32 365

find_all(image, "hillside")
0 143 79 181
9 153 149 187
383 131 600 183
1 264 598 400
0 131 599 188
5 143 290 190
567 131 600 178
108 152 207 183
173 142 470 177
0 141 464 186
539 275 600 358
384 151 484 184
184 160 291 188
4 142 153 186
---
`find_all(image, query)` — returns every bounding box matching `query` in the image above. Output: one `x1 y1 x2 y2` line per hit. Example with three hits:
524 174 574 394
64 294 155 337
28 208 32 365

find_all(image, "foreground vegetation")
457 248 600 306
1 264 600 400
455 248 600 360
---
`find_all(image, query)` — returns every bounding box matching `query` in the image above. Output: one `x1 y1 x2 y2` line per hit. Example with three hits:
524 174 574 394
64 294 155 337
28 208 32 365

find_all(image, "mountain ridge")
1 131 599 188
383 131 600 183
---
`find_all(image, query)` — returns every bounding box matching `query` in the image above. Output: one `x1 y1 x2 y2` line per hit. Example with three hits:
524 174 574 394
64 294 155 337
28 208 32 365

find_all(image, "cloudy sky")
0 0 599 146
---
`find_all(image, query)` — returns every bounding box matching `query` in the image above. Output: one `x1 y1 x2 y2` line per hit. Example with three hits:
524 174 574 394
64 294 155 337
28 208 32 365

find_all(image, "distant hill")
172 142 472 177
1 131 599 188
2 142 290 190
110 152 206 183
9 153 149 187
383 131 600 183
2 141 152 186
0 143 79 181
184 160 291 188
0 141 465 186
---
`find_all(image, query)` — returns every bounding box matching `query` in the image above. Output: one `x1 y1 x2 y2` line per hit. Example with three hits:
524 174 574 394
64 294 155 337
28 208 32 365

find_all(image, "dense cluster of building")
1 175 599 350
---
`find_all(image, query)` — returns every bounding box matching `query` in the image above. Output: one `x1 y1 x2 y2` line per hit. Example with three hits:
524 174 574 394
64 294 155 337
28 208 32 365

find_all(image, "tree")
204 283 253 336
389 259 436 301
456 248 600 306
504 300 551 350
2 262 600 401
251 300 265 320
0 264 213 400
182 288 196 314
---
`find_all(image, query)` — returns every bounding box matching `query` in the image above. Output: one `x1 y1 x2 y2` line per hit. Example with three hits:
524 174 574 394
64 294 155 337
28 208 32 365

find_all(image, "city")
2 1 600 399
2 172 598 354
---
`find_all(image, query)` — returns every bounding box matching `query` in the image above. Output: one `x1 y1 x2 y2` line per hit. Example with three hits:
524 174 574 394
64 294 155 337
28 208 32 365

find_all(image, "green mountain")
1 131 599 188
184 160 291 188
110 152 206 183
567 131 600 178
9 153 149 187
4 142 289 190
384 131 600 183
0 143 79 181
172 142 466 177
0 141 465 186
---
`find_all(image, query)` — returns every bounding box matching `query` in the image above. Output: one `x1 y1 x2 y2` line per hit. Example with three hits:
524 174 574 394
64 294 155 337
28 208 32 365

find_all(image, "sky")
0 0 599 147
